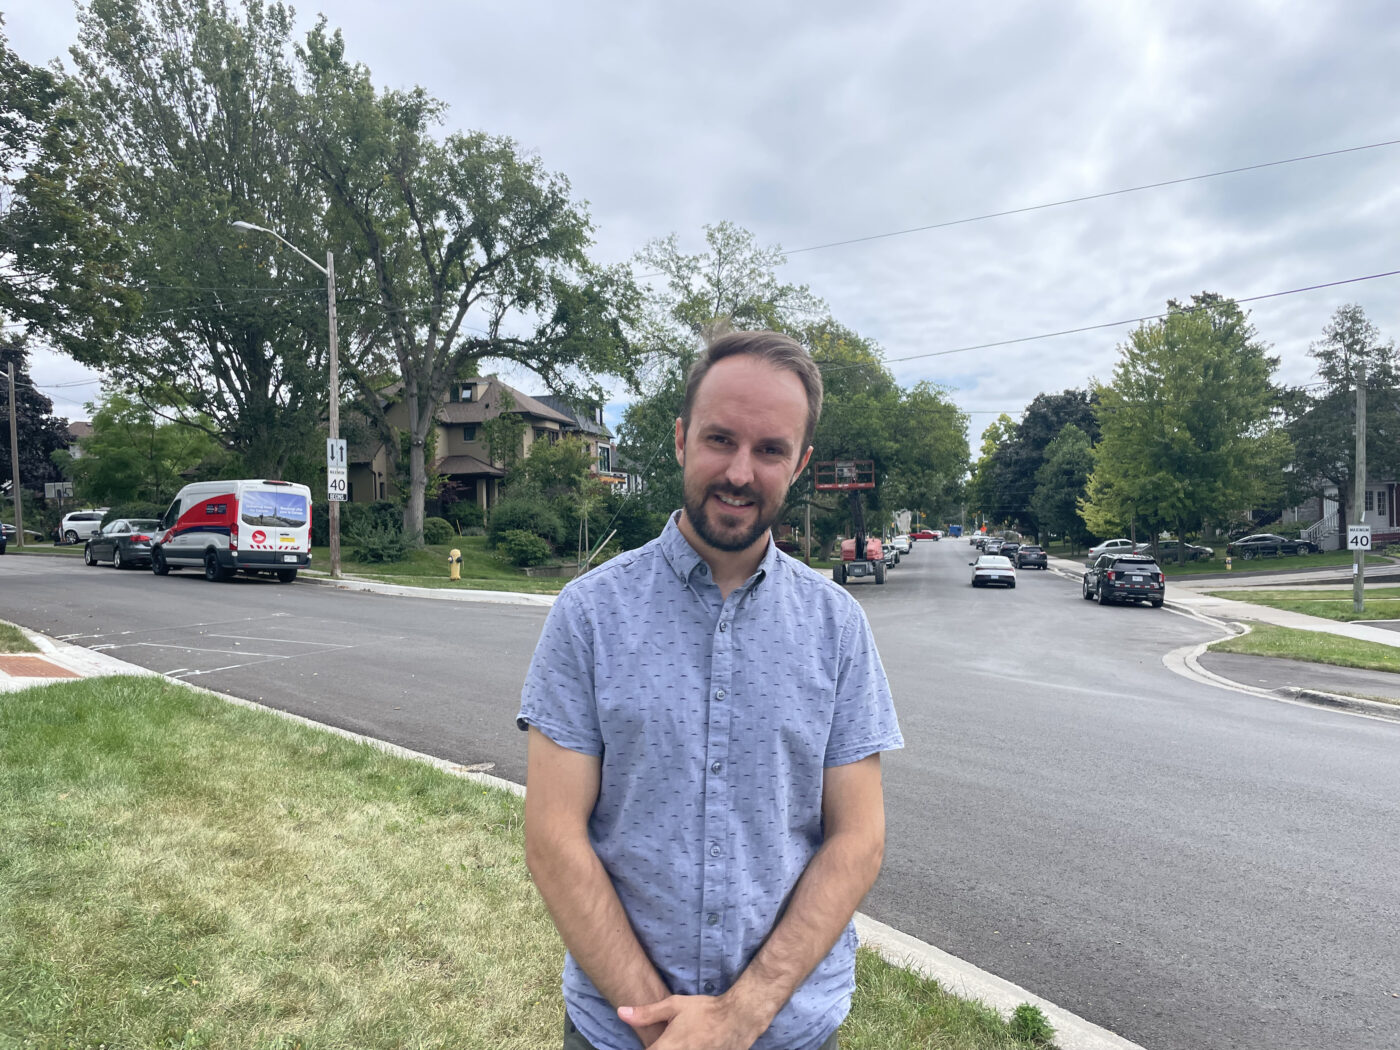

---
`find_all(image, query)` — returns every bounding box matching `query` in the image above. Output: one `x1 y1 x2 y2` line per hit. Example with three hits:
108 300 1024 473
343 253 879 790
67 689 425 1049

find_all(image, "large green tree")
299 24 639 542
57 389 229 505
0 17 133 355
67 0 329 478
1284 304 1400 540
1031 423 1093 549
0 337 70 491
1081 293 1291 544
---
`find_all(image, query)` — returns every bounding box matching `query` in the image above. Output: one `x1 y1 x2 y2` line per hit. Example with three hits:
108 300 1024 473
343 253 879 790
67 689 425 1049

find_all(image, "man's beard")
682 482 781 553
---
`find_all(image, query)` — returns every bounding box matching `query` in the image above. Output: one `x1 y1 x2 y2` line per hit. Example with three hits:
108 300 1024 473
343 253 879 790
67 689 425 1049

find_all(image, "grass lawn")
1 678 1054 1050
1208 622 1400 677
310 535 566 595
1204 587 1400 621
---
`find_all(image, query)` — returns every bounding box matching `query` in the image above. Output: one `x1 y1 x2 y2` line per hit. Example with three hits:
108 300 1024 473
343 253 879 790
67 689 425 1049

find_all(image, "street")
3 546 1398 1050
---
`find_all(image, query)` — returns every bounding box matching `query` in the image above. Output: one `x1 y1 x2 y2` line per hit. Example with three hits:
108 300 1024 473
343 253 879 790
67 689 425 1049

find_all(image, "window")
449 383 475 403
241 491 308 528
598 446 612 472
1366 490 1374 512
462 425 477 441
1380 490 1389 518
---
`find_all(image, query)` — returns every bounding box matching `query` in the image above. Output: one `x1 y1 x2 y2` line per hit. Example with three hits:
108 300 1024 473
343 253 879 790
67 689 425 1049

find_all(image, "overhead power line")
782 138 1400 257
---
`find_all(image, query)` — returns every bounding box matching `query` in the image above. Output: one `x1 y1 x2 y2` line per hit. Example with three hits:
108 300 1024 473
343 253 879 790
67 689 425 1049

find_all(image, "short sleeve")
516 588 604 756
824 601 903 767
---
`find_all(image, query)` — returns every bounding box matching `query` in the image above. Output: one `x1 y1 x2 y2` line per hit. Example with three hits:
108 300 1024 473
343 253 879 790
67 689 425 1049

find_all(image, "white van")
151 479 312 582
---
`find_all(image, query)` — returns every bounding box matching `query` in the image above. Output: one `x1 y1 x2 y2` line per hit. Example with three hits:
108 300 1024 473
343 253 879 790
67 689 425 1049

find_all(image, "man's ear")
674 417 685 467
793 445 813 482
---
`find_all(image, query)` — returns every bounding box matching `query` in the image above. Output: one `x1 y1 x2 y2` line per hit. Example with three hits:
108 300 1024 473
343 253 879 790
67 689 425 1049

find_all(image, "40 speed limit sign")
1347 524 1372 551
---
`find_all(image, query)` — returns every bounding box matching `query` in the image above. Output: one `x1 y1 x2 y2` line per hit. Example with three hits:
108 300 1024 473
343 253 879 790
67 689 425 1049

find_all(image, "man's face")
676 354 812 557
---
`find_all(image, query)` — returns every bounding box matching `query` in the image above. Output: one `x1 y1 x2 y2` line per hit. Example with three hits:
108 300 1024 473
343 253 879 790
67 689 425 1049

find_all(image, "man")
518 330 902 1050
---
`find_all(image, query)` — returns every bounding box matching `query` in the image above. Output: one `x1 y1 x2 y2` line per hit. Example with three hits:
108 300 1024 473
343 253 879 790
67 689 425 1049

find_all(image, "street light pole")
232 220 341 579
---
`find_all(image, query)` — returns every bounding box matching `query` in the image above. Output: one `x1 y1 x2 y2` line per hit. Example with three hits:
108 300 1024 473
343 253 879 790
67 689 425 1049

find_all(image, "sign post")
1348 523 1370 614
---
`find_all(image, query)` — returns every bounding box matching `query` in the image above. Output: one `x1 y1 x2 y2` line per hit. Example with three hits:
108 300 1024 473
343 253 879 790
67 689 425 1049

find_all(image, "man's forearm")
722 828 884 1034
527 833 672 1019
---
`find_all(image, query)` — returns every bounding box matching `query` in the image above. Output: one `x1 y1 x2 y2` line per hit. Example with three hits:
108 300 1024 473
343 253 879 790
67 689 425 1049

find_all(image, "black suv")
1082 553 1165 607
1015 544 1047 569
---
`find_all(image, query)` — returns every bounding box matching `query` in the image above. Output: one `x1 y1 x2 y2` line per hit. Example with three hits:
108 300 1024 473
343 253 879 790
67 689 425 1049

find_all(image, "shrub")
462 525 486 537
422 517 454 545
348 520 409 563
499 528 552 567
488 496 564 548
1008 1003 1056 1046
441 501 484 530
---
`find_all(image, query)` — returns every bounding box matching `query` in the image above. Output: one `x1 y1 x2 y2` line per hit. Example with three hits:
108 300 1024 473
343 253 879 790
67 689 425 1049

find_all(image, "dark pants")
563 1013 839 1050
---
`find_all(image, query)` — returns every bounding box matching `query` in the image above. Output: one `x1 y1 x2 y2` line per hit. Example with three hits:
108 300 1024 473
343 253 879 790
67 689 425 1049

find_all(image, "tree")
57 389 229 505
968 413 1018 527
617 222 824 524
1081 293 1291 547
0 336 70 490
65 0 330 479
1031 423 1093 549
0 17 134 356
1285 304 1400 540
299 24 640 542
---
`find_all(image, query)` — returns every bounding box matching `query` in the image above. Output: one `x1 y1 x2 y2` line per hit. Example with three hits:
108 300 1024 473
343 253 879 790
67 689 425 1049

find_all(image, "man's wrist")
718 978 783 1042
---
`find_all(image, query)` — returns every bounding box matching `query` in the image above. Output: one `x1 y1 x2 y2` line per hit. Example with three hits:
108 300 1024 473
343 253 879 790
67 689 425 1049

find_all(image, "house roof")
437 377 575 427
434 452 506 478
67 421 93 442
534 394 612 439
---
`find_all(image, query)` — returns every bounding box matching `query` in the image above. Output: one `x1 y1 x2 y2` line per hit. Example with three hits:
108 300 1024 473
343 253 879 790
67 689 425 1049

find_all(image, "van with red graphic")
151 479 313 582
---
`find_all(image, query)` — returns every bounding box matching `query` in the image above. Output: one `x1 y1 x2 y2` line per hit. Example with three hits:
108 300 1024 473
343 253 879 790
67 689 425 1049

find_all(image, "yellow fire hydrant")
1224 556 1232 571
449 548 462 581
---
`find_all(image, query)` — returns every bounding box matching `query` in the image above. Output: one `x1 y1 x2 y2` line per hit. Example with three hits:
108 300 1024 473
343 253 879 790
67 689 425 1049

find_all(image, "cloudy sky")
9 0 1400 447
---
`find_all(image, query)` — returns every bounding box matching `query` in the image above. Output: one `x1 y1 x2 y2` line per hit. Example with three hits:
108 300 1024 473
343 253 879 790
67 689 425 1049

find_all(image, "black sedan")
83 518 162 569
1155 539 1214 562
1225 533 1315 559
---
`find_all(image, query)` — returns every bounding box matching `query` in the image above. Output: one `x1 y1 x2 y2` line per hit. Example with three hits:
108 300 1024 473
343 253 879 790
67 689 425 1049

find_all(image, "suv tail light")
1105 570 1116 581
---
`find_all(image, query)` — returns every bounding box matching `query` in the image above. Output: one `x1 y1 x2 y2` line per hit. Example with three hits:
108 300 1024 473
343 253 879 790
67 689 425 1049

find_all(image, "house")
533 394 629 490
348 378 621 511
1291 482 1400 551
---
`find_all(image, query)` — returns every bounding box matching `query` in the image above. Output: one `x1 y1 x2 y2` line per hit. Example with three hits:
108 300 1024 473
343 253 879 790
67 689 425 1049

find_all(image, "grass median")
1 677 1055 1050
1204 587 1400 621
1208 622 1400 678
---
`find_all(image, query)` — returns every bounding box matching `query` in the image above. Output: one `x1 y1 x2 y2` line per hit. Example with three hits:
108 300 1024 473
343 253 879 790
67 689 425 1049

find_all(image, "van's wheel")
204 553 228 582
113 548 125 569
152 549 170 576
277 569 297 583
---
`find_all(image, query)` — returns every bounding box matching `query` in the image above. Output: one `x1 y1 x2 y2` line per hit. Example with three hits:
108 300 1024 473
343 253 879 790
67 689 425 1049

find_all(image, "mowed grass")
0 622 39 653
1204 587 1400 621
1 678 1055 1050
1208 622 1400 675
309 535 564 594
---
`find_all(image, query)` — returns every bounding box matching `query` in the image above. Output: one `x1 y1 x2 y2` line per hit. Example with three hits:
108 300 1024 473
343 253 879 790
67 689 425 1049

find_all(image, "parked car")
1225 533 1315 558
984 537 1004 554
59 509 109 545
890 534 912 555
883 543 900 569
0 522 10 554
1015 544 1048 569
1086 537 1151 559
83 518 163 569
1155 539 1214 562
910 528 939 541
999 540 1022 561
970 554 1016 588
1082 553 1165 607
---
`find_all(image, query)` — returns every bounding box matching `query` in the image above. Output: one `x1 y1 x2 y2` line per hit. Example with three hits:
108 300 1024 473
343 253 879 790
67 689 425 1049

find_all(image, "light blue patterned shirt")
518 514 903 1050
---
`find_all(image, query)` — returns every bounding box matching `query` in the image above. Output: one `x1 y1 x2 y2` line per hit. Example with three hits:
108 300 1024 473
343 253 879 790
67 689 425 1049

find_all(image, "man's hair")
681 330 824 449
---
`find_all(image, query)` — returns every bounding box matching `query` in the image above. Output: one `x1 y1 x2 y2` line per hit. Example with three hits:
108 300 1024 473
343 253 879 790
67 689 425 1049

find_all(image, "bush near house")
487 496 564 548
440 501 485 531
347 520 409 563
311 500 401 546
499 529 551 566
422 517 454 545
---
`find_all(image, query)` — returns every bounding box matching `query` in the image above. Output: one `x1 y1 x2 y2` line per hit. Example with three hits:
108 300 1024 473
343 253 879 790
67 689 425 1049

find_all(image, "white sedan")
970 554 1016 588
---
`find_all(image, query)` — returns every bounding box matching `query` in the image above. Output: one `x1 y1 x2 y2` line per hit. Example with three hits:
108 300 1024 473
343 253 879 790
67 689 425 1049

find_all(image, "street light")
232 220 341 579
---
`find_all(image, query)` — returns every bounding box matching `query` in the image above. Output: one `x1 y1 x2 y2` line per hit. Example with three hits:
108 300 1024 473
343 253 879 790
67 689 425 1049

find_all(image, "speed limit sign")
1348 524 1372 551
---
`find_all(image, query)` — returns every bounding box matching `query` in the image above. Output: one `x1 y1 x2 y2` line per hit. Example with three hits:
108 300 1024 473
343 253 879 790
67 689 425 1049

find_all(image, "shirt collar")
659 510 783 591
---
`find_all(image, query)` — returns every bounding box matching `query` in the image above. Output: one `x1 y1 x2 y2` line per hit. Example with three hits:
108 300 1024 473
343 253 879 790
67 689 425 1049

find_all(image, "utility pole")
326 250 341 580
1353 363 1366 613
7 363 22 548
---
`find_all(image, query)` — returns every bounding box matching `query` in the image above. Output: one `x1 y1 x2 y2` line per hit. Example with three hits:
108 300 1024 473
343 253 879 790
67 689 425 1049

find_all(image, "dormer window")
459 384 474 402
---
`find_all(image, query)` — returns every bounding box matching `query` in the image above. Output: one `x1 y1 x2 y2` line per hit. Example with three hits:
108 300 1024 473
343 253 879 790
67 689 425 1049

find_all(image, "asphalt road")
3 547 1399 1050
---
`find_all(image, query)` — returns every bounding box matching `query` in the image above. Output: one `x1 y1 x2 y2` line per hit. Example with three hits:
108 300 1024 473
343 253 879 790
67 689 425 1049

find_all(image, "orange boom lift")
814 459 885 586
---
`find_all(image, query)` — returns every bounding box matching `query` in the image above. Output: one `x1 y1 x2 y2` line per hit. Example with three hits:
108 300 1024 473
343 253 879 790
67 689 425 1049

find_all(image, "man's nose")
725 447 756 488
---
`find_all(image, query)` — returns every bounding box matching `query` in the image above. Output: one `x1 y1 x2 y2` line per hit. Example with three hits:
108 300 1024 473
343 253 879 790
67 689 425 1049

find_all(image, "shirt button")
719 621 728 632
710 845 721 857
710 761 721 773
707 912 719 926
714 689 725 701
704 981 715 993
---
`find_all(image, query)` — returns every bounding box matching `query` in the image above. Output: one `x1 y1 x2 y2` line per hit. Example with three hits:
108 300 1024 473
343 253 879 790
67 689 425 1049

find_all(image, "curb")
297 573 557 606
